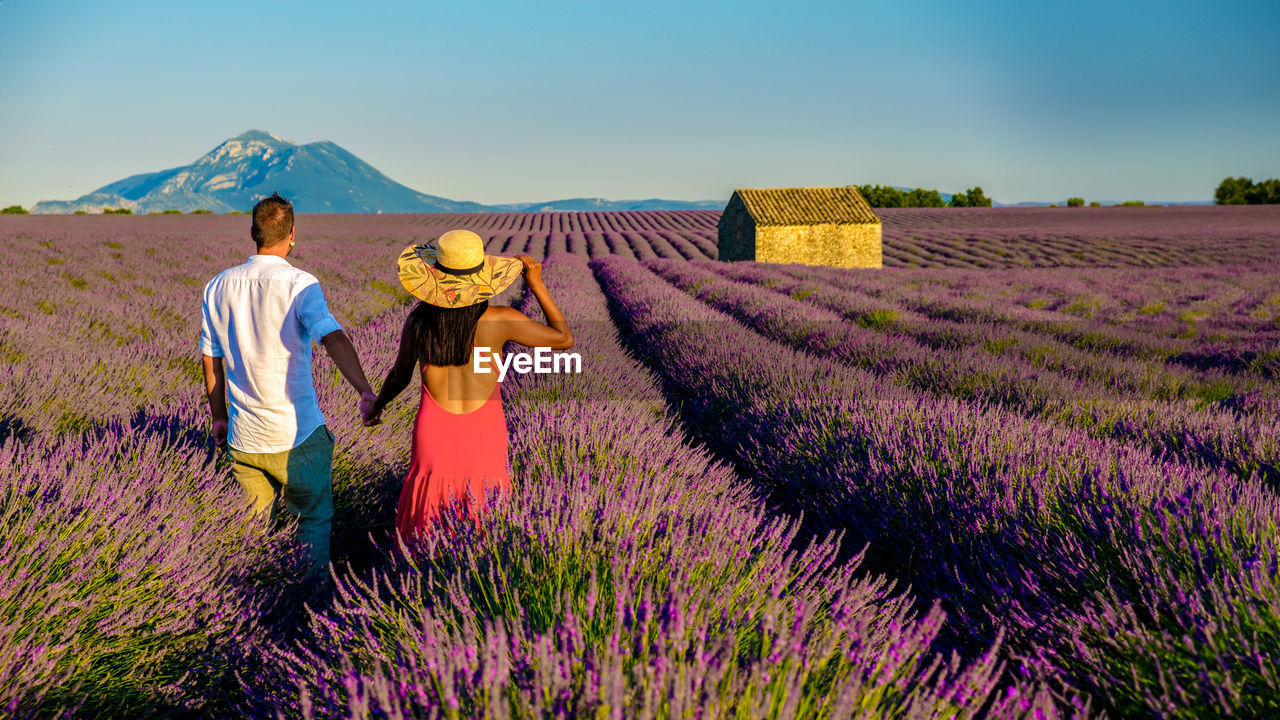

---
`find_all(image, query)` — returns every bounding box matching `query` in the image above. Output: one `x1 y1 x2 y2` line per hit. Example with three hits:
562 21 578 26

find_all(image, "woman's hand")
498 254 571 350
517 255 542 286
360 390 382 427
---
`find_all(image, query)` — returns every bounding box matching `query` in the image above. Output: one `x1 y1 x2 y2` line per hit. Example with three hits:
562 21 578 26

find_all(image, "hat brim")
398 244 522 307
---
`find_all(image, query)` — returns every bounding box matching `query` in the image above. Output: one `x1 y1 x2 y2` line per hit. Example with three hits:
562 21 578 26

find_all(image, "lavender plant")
646 259 1280 486
1 207 1275 718
592 254 1280 718
0 424 304 717
255 254 1075 719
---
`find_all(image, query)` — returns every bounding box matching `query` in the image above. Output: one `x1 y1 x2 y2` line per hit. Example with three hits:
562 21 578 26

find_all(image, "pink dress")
395 377 511 541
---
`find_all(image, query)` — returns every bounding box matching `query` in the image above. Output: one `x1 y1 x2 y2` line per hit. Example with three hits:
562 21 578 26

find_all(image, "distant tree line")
856 184 992 208
1 205 27 214
1215 177 1280 205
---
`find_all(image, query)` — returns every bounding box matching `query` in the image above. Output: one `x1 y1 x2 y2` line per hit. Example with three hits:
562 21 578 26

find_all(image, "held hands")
359 390 382 427
211 419 229 450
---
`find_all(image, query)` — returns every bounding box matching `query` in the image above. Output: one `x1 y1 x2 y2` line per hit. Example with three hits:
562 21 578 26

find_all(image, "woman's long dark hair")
406 300 489 367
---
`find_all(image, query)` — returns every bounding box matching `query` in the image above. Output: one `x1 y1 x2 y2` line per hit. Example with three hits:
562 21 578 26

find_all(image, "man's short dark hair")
251 192 294 247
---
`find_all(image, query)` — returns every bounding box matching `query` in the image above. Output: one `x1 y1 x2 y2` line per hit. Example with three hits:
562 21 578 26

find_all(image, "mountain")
34 130 491 214
31 131 722 214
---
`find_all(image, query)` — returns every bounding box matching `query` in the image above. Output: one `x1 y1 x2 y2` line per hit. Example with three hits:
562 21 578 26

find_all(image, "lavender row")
0 216 442 714
847 263 1280 331
0 422 306 717
0 289 436 717
591 254 1280 717
656 259 1280 486
6 205 1279 273
255 253 1073 719
0 224 422 436
876 206 1280 268
776 258 1280 347
791 276 1279 412
772 260 1280 382
789 269 1280 423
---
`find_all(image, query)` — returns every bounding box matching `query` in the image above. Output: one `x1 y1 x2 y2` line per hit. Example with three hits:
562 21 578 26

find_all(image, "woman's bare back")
420 307 510 414
365 255 573 426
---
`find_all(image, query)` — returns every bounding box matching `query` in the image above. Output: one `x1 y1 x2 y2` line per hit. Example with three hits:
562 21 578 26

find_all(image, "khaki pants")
227 424 334 581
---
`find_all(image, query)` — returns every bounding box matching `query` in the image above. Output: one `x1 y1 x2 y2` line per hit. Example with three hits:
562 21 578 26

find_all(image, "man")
200 192 377 583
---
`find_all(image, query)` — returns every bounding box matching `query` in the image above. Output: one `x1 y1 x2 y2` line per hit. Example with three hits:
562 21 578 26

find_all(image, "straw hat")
397 230 522 307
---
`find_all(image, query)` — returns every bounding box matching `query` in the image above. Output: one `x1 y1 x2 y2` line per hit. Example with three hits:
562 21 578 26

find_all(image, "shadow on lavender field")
0 414 31 444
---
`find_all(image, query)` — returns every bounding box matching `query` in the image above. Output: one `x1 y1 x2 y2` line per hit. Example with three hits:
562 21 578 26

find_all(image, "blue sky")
1 0 1276 206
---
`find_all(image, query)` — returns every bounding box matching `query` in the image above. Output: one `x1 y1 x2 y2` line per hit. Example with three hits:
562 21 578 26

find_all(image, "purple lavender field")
1 206 1278 719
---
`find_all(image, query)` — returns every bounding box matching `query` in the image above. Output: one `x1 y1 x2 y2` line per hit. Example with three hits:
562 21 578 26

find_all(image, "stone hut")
717 186 882 268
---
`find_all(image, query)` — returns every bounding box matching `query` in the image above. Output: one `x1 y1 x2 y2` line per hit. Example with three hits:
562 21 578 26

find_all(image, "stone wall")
753 222 882 268
715 197 756 262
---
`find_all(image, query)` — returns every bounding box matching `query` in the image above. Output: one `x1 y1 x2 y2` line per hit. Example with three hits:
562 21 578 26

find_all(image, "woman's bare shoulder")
480 305 529 322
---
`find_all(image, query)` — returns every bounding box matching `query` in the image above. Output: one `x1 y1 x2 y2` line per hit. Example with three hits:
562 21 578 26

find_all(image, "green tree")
856 184 905 208
1067 197 1085 207
1 205 28 214
1246 178 1280 204
1215 177 1253 205
904 187 945 207
964 186 992 207
951 187 992 207
856 184 994 208
1089 201 1101 207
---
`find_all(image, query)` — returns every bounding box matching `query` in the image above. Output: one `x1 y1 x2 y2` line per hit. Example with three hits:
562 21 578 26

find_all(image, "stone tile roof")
734 186 881 226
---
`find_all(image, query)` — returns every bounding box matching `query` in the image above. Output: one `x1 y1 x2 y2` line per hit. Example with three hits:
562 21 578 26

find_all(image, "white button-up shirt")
200 255 343 453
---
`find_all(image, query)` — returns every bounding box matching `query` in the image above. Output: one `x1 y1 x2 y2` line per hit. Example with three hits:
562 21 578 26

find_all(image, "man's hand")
360 390 382 427
211 419 229 450
202 354 230 451
320 330 378 407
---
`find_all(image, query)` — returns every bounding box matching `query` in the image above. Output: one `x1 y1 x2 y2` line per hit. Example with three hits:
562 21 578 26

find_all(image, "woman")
363 229 572 542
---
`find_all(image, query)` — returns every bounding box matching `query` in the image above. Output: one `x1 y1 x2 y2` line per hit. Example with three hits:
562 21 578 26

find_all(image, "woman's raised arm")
490 255 573 350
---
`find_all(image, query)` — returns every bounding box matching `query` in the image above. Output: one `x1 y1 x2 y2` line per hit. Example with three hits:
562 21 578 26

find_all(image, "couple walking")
199 193 572 580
